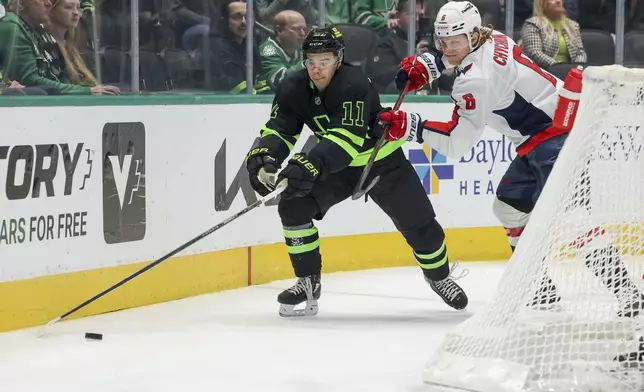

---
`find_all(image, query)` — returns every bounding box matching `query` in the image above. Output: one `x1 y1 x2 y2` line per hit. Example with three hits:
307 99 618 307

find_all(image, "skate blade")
617 301 644 318
279 300 318 317
617 307 640 319
528 302 565 312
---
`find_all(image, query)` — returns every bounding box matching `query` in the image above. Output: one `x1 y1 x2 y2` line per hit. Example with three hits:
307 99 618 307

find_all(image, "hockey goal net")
423 65 644 392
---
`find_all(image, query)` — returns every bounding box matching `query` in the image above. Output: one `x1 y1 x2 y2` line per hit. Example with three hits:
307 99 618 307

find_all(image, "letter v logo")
102 122 146 244
108 154 132 209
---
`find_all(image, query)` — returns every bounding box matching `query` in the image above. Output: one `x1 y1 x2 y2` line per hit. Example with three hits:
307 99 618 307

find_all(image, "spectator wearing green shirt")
310 0 351 25
353 0 397 31
46 0 119 92
0 70 48 94
257 0 315 28
259 9 306 91
0 0 118 94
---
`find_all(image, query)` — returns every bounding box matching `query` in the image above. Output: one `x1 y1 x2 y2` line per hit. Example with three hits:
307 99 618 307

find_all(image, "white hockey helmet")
434 1 482 51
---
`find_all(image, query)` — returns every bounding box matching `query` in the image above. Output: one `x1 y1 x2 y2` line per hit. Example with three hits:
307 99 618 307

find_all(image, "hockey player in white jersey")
376 0 644 316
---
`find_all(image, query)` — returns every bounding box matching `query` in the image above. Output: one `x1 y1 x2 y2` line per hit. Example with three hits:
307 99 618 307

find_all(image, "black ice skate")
584 244 644 318
617 290 644 318
529 274 562 309
426 262 469 310
613 336 644 369
277 273 321 317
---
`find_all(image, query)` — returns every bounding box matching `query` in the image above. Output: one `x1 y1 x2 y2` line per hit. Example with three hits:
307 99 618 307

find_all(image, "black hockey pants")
277 148 450 281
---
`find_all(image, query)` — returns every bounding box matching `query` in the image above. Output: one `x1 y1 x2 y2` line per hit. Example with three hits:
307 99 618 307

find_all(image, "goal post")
423 65 644 392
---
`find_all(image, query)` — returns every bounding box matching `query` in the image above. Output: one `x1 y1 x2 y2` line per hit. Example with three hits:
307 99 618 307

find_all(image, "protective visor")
434 34 471 53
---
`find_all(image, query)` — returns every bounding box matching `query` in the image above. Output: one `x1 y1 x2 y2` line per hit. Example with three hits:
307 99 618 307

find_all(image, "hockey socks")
279 223 322 317
284 223 321 277
414 241 449 279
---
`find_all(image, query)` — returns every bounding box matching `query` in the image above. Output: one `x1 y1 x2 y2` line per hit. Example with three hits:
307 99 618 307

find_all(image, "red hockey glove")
395 52 444 91
377 109 424 143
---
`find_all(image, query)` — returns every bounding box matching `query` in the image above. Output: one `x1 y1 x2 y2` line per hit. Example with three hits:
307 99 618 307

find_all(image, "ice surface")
0 262 507 392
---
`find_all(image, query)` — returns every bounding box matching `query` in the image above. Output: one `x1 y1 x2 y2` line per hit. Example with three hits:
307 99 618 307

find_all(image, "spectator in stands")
521 0 586 69
0 71 49 94
259 10 306 91
353 0 397 32
46 0 119 92
209 0 269 93
499 0 578 28
367 0 422 92
0 0 118 94
167 0 211 51
206 0 228 36
257 0 314 28
402 0 455 94
310 0 350 25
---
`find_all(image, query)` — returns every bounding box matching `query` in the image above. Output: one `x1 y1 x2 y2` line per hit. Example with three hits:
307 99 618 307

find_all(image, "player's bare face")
305 53 339 90
438 35 470 65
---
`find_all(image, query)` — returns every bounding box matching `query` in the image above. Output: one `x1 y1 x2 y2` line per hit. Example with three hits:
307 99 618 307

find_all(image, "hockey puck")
85 332 103 341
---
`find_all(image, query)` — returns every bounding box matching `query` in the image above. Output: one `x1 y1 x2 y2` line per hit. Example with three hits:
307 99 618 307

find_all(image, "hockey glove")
395 52 445 92
277 153 322 199
246 147 280 196
377 109 425 143
369 107 392 139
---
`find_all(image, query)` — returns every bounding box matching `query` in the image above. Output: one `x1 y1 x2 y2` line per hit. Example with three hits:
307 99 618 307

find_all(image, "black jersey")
257 64 404 174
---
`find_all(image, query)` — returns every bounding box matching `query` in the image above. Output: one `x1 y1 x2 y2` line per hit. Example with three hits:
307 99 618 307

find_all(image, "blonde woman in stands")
520 0 586 69
46 0 120 94
0 0 116 94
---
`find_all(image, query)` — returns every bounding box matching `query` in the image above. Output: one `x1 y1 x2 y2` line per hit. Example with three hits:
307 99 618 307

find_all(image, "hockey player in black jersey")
245 26 469 317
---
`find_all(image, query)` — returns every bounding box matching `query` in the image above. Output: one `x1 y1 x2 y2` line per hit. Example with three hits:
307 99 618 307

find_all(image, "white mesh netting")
423 65 644 392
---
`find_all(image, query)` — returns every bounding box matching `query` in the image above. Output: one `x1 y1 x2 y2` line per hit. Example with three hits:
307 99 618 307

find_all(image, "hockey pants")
277 148 450 281
495 133 568 247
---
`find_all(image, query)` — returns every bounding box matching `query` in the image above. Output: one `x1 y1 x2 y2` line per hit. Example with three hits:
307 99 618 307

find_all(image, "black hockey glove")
246 147 280 196
277 152 322 199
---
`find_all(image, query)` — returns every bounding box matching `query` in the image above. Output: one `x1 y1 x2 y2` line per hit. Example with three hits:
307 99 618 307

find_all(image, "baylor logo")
102 122 146 244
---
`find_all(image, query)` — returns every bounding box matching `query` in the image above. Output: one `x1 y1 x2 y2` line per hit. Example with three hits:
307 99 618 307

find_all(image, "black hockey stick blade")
351 81 411 200
38 180 288 337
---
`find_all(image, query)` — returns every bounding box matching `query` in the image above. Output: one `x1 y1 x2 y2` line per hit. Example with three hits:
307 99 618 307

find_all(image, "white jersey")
420 31 566 158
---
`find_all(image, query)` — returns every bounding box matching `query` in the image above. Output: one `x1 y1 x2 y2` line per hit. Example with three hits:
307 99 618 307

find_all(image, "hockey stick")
38 180 287 337
351 80 412 200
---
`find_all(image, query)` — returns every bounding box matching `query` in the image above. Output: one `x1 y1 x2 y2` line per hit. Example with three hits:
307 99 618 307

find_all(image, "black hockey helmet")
302 26 345 61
